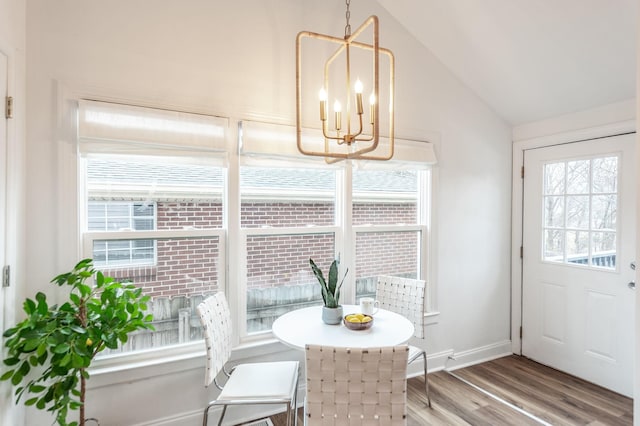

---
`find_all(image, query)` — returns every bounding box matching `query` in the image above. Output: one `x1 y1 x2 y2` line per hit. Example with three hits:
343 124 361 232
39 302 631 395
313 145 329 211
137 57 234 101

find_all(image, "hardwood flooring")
270 355 633 426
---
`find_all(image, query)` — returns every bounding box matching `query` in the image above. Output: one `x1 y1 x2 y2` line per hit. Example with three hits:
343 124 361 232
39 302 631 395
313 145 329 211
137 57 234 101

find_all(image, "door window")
543 156 618 269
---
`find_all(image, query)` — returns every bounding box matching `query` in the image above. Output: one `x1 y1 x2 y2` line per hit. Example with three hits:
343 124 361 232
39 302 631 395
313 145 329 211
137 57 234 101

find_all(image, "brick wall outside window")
241 202 334 228
353 202 416 225
101 200 416 297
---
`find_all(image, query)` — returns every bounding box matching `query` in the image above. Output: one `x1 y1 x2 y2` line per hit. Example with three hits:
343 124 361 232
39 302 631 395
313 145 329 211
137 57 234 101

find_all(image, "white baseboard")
131 405 286 426
442 340 513 371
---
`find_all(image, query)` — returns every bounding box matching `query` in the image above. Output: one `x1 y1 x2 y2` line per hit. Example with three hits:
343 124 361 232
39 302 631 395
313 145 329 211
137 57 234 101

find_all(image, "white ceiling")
376 0 637 126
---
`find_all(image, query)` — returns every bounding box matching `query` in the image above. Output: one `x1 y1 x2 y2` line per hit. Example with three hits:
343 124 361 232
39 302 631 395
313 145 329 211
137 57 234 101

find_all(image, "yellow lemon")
348 317 362 323
345 314 357 321
361 316 372 323
355 313 365 321
86 338 93 346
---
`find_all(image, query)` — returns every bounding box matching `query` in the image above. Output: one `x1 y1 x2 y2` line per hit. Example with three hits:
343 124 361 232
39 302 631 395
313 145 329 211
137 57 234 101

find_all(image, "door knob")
629 281 636 290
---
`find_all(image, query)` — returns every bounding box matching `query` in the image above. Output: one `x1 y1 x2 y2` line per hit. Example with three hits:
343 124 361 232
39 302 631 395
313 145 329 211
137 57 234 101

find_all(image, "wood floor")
271 355 633 426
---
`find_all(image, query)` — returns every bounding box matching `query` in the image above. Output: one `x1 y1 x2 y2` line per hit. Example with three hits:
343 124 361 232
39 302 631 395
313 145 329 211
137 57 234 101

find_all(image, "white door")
522 133 636 397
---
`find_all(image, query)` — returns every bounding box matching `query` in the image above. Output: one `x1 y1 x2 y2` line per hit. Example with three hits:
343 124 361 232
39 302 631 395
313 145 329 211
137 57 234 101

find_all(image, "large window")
76 105 436 356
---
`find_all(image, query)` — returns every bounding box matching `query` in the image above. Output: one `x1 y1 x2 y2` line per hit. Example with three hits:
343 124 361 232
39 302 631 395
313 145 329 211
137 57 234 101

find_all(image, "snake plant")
309 257 348 309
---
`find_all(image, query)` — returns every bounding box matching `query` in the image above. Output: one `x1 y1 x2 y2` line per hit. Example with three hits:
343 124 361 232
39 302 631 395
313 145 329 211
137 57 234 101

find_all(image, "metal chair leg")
216 405 228 426
203 402 214 426
422 351 432 408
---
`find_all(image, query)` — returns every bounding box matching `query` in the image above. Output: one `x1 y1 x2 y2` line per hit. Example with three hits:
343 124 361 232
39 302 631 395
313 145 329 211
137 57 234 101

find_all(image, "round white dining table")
272 304 414 350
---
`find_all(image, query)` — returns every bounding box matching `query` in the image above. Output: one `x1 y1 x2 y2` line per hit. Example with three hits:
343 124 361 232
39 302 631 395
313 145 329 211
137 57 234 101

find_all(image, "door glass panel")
544 196 564 227
544 162 565 195
567 160 590 194
566 195 589 229
592 195 617 230
592 157 618 193
566 230 589 263
543 229 564 262
541 155 619 269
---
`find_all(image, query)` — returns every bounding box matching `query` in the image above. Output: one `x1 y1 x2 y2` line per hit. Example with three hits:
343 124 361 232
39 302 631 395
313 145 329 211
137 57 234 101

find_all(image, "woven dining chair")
197 292 300 426
376 275 431 407
304 344 409 425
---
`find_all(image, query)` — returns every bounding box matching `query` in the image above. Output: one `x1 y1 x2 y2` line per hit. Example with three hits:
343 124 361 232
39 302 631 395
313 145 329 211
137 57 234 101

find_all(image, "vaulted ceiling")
376 0 637 126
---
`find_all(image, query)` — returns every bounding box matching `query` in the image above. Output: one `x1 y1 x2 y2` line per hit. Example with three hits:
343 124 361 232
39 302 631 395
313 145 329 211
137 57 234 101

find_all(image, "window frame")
87 200 158 268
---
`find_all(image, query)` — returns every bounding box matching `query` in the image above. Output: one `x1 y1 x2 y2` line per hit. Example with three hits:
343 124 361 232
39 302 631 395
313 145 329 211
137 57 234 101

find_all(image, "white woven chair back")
196 292 233 387
376 276 426 339
305 344 409 425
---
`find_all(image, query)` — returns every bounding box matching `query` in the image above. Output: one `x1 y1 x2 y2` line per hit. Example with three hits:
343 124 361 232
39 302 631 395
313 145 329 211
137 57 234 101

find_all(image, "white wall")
22 1 512 424
0 0 26 425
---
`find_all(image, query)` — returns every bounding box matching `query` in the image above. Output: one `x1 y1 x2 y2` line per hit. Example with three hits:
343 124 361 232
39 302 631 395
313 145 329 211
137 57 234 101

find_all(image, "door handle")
631 261 636 271
629 281 636 290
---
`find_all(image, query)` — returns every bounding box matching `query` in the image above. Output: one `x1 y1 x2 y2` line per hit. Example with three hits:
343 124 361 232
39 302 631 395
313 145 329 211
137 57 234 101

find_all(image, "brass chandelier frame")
296 14 395 162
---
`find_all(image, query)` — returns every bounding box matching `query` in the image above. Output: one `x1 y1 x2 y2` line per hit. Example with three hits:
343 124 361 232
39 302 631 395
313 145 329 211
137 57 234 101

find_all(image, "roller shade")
239 120 437 170
78 100 228 155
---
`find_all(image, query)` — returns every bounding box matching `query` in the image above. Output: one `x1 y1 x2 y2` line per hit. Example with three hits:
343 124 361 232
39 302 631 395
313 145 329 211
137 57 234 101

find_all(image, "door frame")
510 120 636 356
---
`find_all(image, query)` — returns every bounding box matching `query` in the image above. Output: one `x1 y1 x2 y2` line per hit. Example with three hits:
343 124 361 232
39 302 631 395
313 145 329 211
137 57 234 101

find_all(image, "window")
76 107 436 356
88 201 156 267
78 100 227 356
238 121 436 339
543 156 618 269
353 169 427 301
241 166 337 334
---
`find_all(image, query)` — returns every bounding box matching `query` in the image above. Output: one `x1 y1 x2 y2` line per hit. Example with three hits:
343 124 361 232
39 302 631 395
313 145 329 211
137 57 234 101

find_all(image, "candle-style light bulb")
354 79 363 94
369 93 376 125
334 100 342 131
354 79 364 115
319 88 327 121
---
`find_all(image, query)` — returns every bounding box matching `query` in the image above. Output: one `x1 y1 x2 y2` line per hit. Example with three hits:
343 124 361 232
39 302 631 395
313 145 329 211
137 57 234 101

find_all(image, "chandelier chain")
344 0 351 38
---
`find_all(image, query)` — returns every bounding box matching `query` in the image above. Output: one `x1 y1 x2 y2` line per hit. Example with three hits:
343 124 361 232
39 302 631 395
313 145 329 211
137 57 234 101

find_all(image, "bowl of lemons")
343 313 374 330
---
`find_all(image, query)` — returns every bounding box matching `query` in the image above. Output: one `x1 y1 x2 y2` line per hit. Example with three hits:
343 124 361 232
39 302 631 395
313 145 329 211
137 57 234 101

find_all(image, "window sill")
425 311 440 325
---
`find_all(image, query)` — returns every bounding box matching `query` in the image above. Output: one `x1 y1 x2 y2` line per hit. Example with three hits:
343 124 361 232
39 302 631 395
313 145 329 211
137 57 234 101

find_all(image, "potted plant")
309 257 348 325
1 258 154 426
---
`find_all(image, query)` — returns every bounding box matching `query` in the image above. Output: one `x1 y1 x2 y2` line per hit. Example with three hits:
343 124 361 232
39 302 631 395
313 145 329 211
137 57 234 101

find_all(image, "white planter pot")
322 305 343 325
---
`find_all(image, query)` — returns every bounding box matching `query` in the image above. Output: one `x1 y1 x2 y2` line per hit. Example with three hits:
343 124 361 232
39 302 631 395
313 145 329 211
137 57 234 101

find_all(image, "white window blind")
239 120 437 170
77 100 228 156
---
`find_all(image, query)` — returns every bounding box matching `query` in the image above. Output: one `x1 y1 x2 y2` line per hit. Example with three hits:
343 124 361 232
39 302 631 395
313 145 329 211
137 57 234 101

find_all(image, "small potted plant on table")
309 257 348 325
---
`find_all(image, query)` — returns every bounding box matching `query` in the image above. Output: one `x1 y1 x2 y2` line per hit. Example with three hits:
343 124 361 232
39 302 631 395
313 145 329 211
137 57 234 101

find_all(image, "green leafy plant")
1 258 155 426
309 257 348 308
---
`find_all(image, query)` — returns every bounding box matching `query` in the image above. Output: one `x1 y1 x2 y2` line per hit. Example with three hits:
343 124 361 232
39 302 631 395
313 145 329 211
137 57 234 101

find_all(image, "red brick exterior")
102 201 417 297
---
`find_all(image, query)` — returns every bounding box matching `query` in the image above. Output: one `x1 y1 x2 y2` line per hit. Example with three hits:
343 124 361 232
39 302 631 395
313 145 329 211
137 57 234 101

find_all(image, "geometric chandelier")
295 1 395 162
